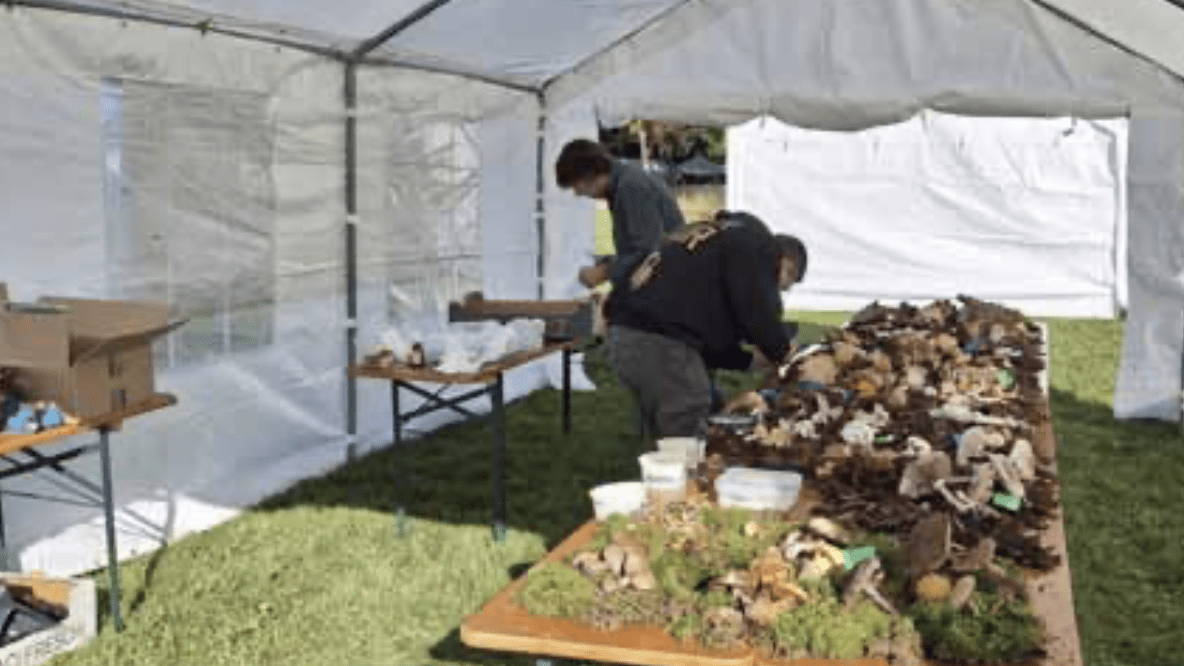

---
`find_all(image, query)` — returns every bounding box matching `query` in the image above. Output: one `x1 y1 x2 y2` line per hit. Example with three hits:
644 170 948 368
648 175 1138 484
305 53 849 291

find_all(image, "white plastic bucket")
657 436 705 466
638 452 688 500
589 481 645 520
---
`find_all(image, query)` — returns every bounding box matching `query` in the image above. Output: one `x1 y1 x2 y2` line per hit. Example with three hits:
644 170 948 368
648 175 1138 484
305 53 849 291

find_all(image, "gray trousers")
608 325 711 441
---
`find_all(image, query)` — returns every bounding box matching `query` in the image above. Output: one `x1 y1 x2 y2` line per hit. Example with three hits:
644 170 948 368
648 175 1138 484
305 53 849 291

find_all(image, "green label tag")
843 546 876 571
995 368 1016 390
992 493 1022 512
874 434 894 445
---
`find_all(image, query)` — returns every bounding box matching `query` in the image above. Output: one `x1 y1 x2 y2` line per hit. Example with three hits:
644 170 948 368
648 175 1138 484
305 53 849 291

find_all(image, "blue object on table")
40 406 64 429
5 407 35 434
758 388 781 403
961 337 984 356
795 381 826 392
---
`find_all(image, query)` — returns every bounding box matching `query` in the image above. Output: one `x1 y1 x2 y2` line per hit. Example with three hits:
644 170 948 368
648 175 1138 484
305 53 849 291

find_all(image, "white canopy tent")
0 0 1181 575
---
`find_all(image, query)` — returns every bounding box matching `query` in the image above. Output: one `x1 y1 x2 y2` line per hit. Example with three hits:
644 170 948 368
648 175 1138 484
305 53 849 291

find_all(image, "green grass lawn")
48 313 1184 666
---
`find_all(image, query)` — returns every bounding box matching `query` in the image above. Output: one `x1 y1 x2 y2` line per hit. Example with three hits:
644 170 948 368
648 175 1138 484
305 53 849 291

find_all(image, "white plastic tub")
589 481 646 520
638 452 688 500
715 467 802 511
657 436 705 465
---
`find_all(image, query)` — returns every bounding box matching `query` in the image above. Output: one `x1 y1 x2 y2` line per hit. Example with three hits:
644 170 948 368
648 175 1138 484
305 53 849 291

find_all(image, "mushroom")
955 427 1001 468
603 544 627 576
572 551 608 576
948 537 996 573
915 573 952 602
949 575 976 610
746 595 781 627
833 341 864 367
898 451 953 498
989 454 1026 500
798 354 839 385
904 513 951 578
1009 439 1036 481
870 349 894 373
806 517 851 545
905 365 928 390
843 558 897 615
968 463 996 505
620 544 649 577
905 436 932 457
888 384 910 409
725 390 769 415
841 420 877 449
934 478 976 513
630 570 657 591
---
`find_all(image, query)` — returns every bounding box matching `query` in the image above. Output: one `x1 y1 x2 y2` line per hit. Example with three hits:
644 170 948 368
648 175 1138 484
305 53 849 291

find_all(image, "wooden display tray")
0 393 176 456
350 342 573 385
461 410 1082 666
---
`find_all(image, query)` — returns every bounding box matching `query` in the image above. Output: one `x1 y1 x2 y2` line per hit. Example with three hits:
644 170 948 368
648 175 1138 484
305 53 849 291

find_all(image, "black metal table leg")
393 380 408 538
97 427 123 632
562 347 572 435
0 477 7 571
490 374 507 544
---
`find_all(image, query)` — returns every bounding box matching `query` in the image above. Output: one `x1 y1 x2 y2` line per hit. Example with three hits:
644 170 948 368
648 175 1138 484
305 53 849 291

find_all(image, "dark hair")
555 139 613 188
774 234 808 282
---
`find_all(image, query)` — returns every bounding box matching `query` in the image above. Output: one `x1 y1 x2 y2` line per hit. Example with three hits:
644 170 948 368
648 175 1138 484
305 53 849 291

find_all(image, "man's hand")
578 263 611 288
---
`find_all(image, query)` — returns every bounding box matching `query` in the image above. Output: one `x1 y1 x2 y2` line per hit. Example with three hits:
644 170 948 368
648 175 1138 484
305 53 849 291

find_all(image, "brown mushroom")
904 513 951 578
806 517 851 546
798 354 839 385
899 451 953 498
949 537 996 573
949 575 976 610
915 573 952 602
843 558 897 614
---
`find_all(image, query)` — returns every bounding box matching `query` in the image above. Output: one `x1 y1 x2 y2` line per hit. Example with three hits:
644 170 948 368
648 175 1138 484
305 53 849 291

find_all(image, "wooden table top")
350 341 574 385
460 396 1082 666
0 393 176 457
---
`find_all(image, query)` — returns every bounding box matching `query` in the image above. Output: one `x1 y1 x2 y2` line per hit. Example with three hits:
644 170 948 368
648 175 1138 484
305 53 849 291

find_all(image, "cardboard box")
0 572 96 666
0 296 181 420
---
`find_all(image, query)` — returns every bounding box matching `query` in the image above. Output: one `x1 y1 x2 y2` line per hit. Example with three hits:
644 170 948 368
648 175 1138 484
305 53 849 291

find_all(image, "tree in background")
599 121 726 165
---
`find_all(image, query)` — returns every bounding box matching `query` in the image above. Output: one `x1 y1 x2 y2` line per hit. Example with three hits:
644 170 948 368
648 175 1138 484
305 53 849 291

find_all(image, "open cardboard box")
0 285 183 421
0 572 96 666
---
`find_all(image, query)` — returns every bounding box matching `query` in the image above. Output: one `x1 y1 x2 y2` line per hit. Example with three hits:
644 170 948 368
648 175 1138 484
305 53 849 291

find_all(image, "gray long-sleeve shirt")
606 160 686 287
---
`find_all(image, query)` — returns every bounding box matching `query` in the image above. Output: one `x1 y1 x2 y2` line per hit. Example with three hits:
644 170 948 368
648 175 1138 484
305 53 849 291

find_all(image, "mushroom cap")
949 575 977 610
915 573 952 602
905 513 951 578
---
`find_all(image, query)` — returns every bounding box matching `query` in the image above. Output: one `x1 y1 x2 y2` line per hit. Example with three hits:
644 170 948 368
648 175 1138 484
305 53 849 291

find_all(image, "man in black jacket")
606 210 807 439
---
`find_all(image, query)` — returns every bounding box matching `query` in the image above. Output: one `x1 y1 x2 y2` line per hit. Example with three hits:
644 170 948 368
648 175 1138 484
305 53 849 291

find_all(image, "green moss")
593 588 666 626
651 549 708 601
668 613 702 641
698 590 736 611
515 563 597 619
771 596 896 659
907 592 1042 663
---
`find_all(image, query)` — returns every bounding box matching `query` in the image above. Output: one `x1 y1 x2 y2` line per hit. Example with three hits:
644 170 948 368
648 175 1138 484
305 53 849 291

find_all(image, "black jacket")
607 212 791 370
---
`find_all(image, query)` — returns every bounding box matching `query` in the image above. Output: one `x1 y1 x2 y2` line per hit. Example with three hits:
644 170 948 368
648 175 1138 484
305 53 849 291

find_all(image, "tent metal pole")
536 93 547 299
344 62 359 442
9 0 347 60
350 0 456 61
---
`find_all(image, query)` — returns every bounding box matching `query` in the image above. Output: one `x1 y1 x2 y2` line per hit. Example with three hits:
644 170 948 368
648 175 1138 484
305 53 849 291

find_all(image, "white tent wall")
546 0 1184 422
0 7 562 576
726 112 1130 318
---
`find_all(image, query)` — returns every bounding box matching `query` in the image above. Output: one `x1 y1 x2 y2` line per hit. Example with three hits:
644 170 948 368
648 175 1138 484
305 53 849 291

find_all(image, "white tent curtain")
726 111 1130 317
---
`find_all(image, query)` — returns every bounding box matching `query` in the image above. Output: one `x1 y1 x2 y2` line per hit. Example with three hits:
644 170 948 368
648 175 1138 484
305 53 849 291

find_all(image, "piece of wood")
350 342 572 385
0 393 175 456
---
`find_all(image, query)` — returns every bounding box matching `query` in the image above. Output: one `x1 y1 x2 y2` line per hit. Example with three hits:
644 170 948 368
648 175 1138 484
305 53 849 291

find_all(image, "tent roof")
12 0 1184 94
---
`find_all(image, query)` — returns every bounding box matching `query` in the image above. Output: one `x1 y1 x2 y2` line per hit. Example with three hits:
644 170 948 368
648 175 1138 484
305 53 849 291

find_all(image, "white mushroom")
949 575 976 610
1009 439 1036 481
905 436 932 457
843 558 898 615
969 463 996 505
989 454 1026 500
806 517 851 546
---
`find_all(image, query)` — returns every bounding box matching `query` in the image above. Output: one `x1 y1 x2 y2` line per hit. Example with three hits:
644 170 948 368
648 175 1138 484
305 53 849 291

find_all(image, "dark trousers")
608 325 712 441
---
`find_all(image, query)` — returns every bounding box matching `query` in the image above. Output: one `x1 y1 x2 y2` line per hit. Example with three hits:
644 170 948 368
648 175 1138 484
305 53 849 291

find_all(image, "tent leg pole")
345 62 359 446
535 93 547 300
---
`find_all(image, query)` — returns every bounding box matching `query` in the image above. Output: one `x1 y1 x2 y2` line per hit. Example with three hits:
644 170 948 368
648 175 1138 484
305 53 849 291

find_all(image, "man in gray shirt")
555 139 686 290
